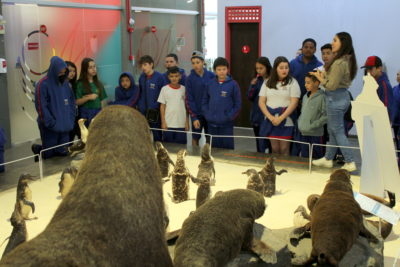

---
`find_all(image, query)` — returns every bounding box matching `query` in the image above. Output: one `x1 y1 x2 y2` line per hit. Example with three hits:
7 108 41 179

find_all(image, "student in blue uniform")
137 55 167 142
247 57 272 152
185 50 215 146
163 53 186 86
202 57 241 149
392 70 400 153
110 72 139 108
32 56 76 159
290 38 323 97
361 56 395 123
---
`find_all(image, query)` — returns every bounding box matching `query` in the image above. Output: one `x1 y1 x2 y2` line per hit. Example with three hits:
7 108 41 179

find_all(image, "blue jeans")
324 88 353 162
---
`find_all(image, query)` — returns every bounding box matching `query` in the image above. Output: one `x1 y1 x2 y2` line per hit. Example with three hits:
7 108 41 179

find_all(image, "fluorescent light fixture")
132 6 199 15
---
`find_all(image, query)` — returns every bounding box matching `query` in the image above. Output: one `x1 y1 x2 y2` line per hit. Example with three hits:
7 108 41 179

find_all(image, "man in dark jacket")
32 56 76 159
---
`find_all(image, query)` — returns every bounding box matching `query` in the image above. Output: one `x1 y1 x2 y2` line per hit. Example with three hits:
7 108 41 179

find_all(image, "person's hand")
161 121 168 129
193 120 201 129
309 70 325 81
185 122 189 131
271 116 284 126
86 94 98 100
250 77 257 85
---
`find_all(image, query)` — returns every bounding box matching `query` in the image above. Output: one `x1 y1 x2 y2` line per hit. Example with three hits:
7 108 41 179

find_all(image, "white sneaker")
312 157 333 168
341 162 357 172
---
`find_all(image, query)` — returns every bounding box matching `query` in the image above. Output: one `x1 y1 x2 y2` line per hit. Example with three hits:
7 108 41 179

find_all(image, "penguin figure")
11 174 38 221
195 174 212 209
68 140 85 155
78 118 88 144
258 157 287 197
58 166 79 199
170 149 192 203
196 143 216 186
242 168 264 195
2 208 27 257
155 141 175 178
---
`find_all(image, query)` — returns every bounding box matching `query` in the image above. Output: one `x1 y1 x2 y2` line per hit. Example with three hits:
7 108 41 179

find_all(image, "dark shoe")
31 144 42 162
335 154 345 165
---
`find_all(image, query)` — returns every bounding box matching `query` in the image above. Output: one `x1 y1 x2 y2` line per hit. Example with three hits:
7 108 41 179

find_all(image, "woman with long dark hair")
258 56 300 155
75 58 107 126
248 57 272 152
311 32 357 172
65 61 80 141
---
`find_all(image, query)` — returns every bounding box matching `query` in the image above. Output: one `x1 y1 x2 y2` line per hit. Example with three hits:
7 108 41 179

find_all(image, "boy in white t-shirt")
158 66 189 144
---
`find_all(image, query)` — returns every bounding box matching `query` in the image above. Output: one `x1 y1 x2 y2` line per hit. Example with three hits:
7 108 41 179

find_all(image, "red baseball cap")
361 56 382 69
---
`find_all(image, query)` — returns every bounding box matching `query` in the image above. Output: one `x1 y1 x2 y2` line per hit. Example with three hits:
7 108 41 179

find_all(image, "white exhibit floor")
0 153 399 265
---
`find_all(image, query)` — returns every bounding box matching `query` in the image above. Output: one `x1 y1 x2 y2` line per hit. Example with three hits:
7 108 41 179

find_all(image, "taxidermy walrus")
174 189 277 266
303 169 378 266
0 106 173 266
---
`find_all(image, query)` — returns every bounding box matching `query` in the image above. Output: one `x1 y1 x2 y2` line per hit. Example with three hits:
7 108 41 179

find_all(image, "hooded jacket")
290 55 323 97
201 76 241 126
392 83 400 126
35 56 75 133
185 68 215 121
137 71 167 115
247 76 265 125
376 72 395 123
298 89 327 136
111 72 140 107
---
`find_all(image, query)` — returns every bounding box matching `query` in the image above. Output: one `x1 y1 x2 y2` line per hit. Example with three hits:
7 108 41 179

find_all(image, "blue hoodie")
35 56 75 133
185 68 215 121
392 83 400 126
376 72 395 123
247 76 265 126
0 127 5 149
290 55 323 97
201 76 241 126
163 67 187 86
111 72 139 107
137 71 167 115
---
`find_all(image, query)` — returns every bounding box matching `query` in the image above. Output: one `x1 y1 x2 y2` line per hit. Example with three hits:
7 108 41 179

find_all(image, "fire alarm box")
0 58 6 73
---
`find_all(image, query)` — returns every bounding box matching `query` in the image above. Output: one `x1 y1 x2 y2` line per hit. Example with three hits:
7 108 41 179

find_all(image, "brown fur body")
155 141 175 178
196 144 216 186
0 106 173 266
170 149 191 203
243 169 264 195
174 189 275 266
306 169 377 266
58 166 79 199
2 210 27 258
258 157 287 197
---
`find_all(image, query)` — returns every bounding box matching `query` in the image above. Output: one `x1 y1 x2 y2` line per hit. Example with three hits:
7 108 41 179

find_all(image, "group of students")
30 31 400 174
249 32 400 172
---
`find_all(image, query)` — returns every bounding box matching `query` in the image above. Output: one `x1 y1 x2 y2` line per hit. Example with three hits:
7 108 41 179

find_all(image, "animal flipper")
276 169 288 175
166 229 181 245
190 175 202 184
0 236 10 249
250 238 277 264
23 199 35 214
168 157 175 167
386 190 396 208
